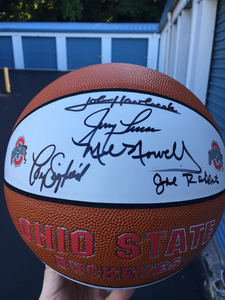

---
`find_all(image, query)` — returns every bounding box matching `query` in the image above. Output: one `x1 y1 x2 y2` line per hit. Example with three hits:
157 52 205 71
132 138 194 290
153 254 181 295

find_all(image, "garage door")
22 37 57 70
112 38 148 66
67 38 101 70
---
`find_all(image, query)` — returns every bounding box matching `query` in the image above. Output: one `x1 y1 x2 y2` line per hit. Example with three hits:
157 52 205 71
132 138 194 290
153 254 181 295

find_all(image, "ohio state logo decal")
11 137 27 167
209 141 223 171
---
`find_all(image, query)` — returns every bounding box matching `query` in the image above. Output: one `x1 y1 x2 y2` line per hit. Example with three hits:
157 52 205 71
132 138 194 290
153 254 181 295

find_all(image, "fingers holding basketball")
39 265 135 300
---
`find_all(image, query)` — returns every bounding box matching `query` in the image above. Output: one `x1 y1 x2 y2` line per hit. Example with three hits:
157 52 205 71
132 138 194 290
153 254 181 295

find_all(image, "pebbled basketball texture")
14 63 217 129
4 63 225 289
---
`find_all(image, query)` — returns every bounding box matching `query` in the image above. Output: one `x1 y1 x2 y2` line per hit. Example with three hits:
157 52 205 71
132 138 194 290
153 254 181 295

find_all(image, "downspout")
165 12 172 75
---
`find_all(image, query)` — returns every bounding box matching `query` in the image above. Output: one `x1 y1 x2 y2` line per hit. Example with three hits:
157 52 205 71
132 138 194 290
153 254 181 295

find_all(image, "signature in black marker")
123 140 202 174
153 173 178 195
29 144 90 193
182 171 219 187
71 106 201 174
72 107 161 165
65 94 179 114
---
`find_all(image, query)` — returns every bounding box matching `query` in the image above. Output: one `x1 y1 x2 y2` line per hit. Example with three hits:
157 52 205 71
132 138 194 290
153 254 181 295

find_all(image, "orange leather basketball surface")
5 185 225 288
4 63 225 289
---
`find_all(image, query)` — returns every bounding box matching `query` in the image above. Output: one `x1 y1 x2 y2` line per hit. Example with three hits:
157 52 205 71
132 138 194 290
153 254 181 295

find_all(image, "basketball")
4 63 225 289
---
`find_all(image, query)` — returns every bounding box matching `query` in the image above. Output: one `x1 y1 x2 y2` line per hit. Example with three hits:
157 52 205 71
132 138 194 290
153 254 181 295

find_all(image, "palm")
39 266 135 300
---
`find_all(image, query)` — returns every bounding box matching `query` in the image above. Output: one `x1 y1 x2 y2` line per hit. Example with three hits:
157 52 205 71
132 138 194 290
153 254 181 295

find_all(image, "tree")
0 0 83 21
0 0 166 22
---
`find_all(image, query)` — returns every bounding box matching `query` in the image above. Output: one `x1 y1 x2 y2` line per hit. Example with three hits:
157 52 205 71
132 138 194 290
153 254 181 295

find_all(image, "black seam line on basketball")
12 88 221 137
4 180 225 209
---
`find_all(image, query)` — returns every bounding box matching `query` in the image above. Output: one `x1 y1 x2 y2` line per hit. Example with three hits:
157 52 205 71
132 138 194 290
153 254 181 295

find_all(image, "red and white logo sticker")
11 137 27 167
209 141 223 171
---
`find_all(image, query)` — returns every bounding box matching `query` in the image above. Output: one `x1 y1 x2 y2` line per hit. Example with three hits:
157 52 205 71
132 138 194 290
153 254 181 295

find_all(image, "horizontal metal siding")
112 38 148 66
0 36 14 68
0 22 159 34
206 0 225 254
67 38 101 70
22 37 57 70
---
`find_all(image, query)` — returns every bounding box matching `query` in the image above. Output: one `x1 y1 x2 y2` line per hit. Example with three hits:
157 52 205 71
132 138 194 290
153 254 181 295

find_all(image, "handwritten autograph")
153 171 219 196
29 144 90 193
65 94 179 114
71 107 162 165
153 173 177 195
71 107 201 174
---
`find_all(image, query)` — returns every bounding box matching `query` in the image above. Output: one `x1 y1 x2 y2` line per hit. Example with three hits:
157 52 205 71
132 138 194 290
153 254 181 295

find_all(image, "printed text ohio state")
18 217 216 280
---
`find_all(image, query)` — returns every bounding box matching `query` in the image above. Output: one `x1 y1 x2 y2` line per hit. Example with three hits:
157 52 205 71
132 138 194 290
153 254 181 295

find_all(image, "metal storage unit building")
158 0 225 261
206 0 225 255
0 22 159 71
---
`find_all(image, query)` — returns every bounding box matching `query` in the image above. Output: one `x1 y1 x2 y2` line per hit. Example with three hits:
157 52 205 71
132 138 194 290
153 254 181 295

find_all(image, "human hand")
39 265 135 300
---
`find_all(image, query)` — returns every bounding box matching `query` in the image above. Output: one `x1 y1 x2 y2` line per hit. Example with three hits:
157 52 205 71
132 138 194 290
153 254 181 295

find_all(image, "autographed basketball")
4 63 225 289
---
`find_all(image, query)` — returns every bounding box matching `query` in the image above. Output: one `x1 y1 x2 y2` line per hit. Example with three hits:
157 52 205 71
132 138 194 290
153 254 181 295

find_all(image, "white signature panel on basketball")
4 90 225 204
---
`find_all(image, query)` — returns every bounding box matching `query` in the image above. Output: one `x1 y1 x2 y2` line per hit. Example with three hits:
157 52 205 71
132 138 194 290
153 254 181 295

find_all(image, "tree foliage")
0 0 166 22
